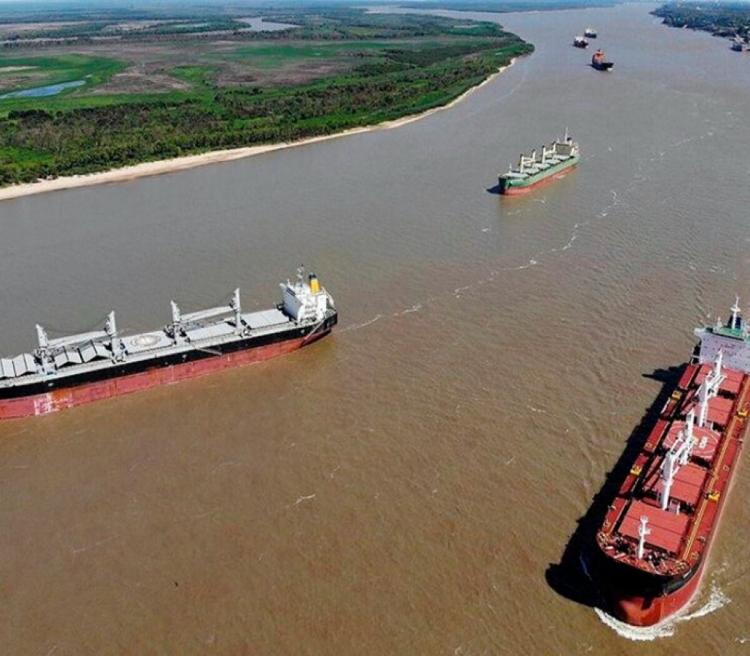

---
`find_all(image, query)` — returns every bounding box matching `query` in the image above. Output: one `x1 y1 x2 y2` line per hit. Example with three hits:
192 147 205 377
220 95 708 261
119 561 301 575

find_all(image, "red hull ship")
0 268 337 420
593 301 750 626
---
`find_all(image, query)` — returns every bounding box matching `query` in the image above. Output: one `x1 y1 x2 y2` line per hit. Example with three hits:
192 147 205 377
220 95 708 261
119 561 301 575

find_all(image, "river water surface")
1 3 750 654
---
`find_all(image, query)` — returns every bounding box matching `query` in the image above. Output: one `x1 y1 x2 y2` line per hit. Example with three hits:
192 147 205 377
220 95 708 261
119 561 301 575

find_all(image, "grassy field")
0 54 124 97
0 9 533 186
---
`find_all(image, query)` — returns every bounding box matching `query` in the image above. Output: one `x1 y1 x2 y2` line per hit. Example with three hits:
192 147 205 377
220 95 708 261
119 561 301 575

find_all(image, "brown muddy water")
1 3 750 654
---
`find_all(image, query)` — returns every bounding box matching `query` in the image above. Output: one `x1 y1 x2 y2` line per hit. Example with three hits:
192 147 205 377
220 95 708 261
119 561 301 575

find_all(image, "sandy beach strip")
0 59 515 202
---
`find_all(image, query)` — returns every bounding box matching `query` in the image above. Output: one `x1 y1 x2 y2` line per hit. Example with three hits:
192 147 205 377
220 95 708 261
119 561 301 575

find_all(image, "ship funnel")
309 273 320 295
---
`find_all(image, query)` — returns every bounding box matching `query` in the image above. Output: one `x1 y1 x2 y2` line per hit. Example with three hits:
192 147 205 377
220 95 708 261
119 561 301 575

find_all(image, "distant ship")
731 37 747 52
584 27 598 38
498 131 579 195
0 268 337 419
591 299 750 626
573 36 589 48
591 49 614 71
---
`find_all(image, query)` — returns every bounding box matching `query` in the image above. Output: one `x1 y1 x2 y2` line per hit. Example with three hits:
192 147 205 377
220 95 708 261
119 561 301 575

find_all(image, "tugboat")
591 49 614 71
584 27 598 38
731 37 747 52
591 298 750 626
573 35 589 49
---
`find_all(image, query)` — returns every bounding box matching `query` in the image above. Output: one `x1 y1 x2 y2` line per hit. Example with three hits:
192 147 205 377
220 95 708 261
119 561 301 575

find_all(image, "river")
1 3 749 653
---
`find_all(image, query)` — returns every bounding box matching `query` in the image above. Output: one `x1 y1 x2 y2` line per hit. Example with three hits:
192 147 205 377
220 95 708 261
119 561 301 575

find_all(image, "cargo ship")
584 27 598 38
498 131 579 195
0 268 337 419
573 35 589 48
591 49 614 71
592 299 750 626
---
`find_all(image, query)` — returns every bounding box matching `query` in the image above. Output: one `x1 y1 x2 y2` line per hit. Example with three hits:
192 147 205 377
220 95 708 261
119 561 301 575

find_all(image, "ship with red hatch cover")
0 267 336 419
592 298 750 626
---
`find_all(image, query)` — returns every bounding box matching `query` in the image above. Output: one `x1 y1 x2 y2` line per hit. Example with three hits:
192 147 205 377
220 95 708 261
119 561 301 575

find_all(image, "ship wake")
593 583 731 641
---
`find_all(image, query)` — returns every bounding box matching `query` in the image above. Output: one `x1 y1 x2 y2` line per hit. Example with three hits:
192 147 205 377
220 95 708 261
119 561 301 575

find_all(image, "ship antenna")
637 516 650 560
564 126 569 142
731 296 741 330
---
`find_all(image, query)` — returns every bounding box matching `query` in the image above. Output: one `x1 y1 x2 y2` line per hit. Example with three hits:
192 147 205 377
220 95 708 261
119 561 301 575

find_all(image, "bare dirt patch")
0 70 46 91
91 64 191 94
0 21 85 37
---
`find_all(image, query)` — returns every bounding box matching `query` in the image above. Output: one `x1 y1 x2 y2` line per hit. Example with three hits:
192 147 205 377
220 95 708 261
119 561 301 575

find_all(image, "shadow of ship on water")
545 364 684 610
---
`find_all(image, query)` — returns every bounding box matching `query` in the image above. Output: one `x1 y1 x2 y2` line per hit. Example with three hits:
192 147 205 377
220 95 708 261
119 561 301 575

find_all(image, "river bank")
0 59 516 203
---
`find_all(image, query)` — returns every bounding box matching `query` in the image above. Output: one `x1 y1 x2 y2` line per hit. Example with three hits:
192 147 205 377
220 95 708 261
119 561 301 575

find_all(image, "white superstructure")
694 297 750 373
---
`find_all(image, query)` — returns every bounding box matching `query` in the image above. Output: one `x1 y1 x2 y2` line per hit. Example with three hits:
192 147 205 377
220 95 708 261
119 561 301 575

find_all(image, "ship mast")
697 350 725 428
35 324 54 374
731 296 741 330
106 311 123 361
637 516 650 560
231 288 242 335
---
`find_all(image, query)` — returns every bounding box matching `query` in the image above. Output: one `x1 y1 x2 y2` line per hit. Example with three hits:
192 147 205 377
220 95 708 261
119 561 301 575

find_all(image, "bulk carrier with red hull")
592 299 750 626
0 268 336 420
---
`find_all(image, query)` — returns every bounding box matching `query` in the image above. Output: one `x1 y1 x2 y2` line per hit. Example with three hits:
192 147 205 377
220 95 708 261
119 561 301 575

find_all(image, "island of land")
0 4 533 193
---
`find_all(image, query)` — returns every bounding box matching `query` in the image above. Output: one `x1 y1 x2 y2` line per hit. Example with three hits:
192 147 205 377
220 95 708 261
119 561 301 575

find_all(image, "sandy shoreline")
0 59 515 203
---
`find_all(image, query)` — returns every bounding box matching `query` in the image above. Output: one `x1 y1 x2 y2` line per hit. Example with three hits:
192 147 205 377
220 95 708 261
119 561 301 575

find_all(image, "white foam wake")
594 584 731 641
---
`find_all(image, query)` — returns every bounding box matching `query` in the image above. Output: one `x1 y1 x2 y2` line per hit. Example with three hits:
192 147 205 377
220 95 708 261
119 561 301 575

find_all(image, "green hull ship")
498 132 580 195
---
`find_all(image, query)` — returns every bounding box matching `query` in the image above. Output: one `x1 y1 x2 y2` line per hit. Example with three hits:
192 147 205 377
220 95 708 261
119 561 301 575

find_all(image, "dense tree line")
653 3 750 38
0 14 533 185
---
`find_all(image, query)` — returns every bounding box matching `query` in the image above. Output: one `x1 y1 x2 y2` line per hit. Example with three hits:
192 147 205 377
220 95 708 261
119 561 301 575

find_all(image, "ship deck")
597 360 750 577
0 306 303 389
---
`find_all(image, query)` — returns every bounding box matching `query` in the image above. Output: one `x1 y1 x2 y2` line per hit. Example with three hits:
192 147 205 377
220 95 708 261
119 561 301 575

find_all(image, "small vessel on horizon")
591 49 614 71
573 35 589 48
498 131 579 195
584 27 597 38
731 37 748 52
590 299 750 626
0 267 337 419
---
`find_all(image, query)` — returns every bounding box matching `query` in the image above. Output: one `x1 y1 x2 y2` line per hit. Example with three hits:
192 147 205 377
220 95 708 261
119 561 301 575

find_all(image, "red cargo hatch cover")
619 499 690 555
695 364 743 395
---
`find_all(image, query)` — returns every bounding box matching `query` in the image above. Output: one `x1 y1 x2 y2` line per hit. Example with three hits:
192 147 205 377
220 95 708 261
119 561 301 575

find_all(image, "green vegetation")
397 0 616 11
0 10 533 186
0 54 124 97
653 3 750 39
